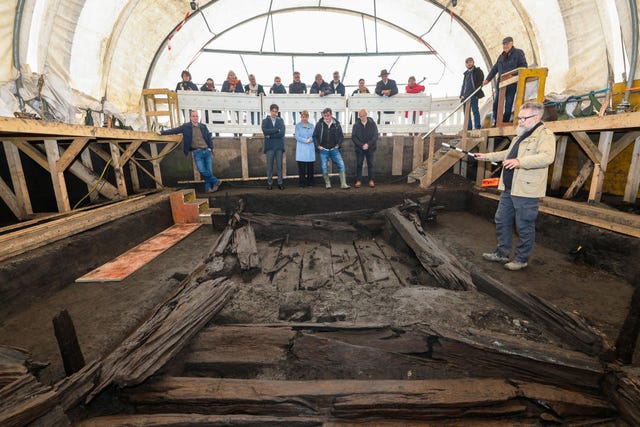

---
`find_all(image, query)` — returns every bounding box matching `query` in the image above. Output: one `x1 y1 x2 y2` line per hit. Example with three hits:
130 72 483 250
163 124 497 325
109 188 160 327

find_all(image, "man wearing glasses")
313 107 350 189
474 102 555 271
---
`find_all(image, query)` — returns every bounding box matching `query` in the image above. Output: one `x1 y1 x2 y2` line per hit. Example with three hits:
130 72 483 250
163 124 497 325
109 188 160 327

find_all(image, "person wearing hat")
375 69 398 98
483 36 527 126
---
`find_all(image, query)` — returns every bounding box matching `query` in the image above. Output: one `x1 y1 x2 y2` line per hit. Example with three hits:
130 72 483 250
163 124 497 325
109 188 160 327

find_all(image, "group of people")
165 36 553 273
261 104 377 191
175 68 427 99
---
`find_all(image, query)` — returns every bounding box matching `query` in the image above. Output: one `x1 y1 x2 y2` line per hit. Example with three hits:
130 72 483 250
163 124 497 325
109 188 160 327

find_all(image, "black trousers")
297 161 315 186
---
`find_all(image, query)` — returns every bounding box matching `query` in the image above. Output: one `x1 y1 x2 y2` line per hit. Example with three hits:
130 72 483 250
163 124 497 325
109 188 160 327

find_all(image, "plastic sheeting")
0 0 637 126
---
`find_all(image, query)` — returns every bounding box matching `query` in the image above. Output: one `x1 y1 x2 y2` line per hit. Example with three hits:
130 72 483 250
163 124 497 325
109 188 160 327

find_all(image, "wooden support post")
79 148 98 202
57 137 90 172
0 177 25 220
571 131 603 164
240 136 249 179
108 142 128 197
411 135 423 171
44 139 71 212
3 141 32 216
588 131 613 203
52 309 85 376
282 149 287 178
564 162 594 199
623 136 640 203
391 136 404 176
149 143 164 188
129 161 140 192
419 133 436 188
475 136 488 187
550 135 568 191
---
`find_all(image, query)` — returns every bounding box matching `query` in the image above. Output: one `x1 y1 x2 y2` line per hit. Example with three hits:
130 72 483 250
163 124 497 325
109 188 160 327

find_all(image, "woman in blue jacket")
294 110 315 187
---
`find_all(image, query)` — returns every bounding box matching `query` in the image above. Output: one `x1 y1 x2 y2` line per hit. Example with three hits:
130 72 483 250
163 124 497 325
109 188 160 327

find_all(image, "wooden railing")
171 91 465 135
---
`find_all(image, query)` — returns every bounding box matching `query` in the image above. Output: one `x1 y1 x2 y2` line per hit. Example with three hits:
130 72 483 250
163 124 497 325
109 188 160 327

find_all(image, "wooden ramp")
76 223 201 282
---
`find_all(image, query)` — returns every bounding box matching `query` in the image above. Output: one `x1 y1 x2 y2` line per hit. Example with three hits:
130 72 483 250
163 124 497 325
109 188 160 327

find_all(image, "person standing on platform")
176 70 198 91
289 71 307 124
159 110 220 193
460 57 485 130
483 36 527 126
474 102 555 271
261 104 286 190
295 110 316 187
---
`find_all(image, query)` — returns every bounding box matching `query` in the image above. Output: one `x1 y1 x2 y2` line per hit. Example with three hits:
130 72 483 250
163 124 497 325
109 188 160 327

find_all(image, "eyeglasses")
517 115 535 121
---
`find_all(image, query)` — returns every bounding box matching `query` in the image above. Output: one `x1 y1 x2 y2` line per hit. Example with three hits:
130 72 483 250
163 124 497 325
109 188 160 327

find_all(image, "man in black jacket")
159 111 220 193
460 57 485 130
313 108 349 189
351 109 378 188
483 36 527 126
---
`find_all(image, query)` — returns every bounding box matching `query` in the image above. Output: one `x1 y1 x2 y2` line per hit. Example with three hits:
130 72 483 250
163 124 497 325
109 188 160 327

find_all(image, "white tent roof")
1 0 637 125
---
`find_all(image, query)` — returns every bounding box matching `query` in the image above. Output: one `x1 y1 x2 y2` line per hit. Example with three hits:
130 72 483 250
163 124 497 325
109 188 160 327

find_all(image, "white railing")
176 91 464 135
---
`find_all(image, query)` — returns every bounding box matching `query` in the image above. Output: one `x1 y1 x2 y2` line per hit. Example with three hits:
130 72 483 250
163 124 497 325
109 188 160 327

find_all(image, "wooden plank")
57 137 90 171
87 277 236 401
604 367 640 426
117 140 144 166
385 207 473 291
79 147 99 202
470 267 605 356
474 135 488 187
232 224 260 271
300 243 333 290
624 136 640 203
353 239 397 285
52 309 85 375
109 142 128 197
76 414 322 427
411 134 423 171
588 131 613 203
391 136 404 175
128 160 140 192
272 243 303 292
374 239 413 286
240 136 249 179
563 161 594 199
44 139 71 212
149 143 164 188
571 131 602 164
0 192 170 262
10 139 49 170
125 376 614 420
3 141 32 215
76 223 201 282
550 135 567 190
0 374 58 427
183 326 295 375
330 242 365 285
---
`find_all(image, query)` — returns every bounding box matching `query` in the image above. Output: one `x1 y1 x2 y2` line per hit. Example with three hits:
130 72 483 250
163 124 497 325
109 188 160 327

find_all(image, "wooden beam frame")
588 131 614 203
624 136 640 203
2 140 32 217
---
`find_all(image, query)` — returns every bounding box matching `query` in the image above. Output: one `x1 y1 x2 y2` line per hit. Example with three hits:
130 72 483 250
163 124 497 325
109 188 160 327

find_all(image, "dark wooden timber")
52 309 85 375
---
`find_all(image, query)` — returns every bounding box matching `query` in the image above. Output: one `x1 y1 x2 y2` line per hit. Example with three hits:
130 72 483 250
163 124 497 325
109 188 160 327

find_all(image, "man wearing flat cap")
483 36 527 126
375 69 398 98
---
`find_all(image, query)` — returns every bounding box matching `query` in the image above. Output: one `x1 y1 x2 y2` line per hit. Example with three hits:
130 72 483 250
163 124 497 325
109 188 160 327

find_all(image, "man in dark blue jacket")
159 111 220 193
460 57 485 130
261 104 286 190
483 36 527 126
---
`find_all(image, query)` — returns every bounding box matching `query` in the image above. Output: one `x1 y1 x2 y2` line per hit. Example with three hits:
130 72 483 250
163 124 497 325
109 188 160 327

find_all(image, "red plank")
76 223 201 282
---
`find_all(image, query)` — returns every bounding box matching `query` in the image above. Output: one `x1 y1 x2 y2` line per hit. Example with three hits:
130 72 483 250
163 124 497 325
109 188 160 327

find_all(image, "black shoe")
267 184 273 190
278 184 284 190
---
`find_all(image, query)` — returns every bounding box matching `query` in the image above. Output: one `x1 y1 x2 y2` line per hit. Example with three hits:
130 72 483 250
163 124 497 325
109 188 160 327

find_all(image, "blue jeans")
355 149 375 181
467 95 481 130
492 83 517 125
494 190 539 263
265 149 283 185
319 148 345 174
192 148 219 191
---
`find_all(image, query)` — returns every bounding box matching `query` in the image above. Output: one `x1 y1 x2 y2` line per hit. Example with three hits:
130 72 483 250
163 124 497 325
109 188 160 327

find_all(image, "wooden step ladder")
170 188 220 225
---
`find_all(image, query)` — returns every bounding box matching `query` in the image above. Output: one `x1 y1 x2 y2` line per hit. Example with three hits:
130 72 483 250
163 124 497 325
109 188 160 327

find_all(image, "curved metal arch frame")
144 0 509 89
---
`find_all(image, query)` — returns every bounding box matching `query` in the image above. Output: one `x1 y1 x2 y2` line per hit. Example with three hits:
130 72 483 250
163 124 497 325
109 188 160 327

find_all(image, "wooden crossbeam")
2 141 32 216
571 131 602 164
624 136 640 203
57 137 90 172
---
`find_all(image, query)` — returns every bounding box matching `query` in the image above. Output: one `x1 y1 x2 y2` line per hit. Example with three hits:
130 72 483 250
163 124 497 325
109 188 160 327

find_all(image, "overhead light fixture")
190 1 198 10
452 0 457 6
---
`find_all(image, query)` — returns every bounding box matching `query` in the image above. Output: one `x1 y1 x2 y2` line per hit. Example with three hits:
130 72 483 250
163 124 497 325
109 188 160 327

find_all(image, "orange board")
76 223 202 282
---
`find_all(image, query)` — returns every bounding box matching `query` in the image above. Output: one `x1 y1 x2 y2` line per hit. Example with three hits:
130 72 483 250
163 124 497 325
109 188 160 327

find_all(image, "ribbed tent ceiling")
0 0 637 127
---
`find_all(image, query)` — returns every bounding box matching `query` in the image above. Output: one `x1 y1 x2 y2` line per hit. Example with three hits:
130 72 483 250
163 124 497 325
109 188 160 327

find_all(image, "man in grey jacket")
475 102 555 271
